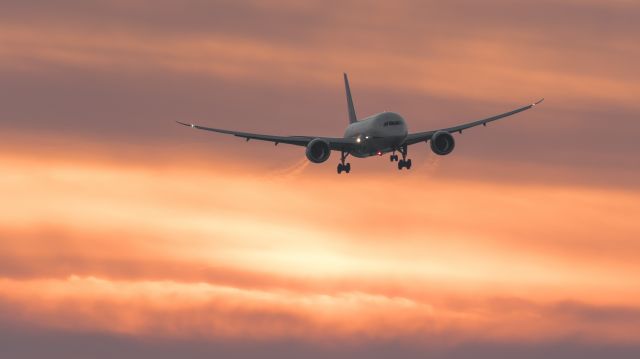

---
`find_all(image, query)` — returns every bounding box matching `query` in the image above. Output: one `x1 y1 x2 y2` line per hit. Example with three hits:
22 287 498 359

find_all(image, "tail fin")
343 73 358 124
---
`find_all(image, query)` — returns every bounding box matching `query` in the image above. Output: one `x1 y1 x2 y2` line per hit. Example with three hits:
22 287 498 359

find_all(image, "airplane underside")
337 139 412 174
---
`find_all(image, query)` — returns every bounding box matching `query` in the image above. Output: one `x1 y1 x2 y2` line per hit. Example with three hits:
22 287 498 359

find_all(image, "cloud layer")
1 0 639 357
1 149 640 352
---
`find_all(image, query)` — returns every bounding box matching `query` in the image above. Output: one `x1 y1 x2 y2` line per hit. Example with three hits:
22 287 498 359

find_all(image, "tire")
345 163 351 173
398 160 404 170
406 159 412 169
337 163 343 174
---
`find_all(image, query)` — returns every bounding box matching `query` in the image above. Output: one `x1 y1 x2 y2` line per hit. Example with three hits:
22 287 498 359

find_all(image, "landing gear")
397 145 412 170
390 151 399 162
398 158 412 170
337 163 351 174
337 151 351 174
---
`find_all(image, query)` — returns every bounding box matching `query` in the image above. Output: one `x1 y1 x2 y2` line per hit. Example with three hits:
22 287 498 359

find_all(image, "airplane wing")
403 99 544 146
176 121 357 151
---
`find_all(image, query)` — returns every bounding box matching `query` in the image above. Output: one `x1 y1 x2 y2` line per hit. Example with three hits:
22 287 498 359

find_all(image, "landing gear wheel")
337 151 351 174
398 159 412 170
396 145 411 170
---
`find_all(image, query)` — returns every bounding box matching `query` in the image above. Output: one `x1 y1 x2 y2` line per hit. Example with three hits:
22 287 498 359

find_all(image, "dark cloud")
484 297 640 324
0 325 639 359
2 1 638 48
0 0 332 43
550 300 640 324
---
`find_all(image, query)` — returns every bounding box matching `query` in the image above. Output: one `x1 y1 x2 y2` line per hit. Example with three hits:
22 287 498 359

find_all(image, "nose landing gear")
390 150 399 162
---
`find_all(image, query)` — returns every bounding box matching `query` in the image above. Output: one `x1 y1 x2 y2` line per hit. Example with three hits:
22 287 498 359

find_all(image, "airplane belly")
351 134 406 157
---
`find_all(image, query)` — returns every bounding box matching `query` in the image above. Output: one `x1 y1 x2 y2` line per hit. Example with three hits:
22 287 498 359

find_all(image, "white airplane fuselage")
343 111 408 158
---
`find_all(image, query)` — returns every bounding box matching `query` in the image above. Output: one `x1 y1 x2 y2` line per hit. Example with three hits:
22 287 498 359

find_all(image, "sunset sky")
1 1 639 358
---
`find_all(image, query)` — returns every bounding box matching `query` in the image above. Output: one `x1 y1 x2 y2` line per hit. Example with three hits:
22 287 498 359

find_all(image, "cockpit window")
383 120 402 127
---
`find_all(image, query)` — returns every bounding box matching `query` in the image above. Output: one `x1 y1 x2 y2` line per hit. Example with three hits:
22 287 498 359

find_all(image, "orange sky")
1 0 639 357
1 146 640 346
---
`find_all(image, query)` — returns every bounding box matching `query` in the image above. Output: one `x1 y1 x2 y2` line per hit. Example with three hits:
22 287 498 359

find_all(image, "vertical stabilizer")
343 73 358 124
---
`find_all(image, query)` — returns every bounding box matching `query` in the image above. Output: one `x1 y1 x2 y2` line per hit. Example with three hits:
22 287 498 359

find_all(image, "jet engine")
306 138 331 163
430 131 455 155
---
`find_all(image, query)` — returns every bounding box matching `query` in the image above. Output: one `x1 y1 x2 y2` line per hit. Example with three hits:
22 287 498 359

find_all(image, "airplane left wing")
176 121 357 151
403 99 544 146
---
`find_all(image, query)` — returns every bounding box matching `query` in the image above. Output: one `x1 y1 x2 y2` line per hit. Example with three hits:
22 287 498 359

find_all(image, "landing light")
356 137 361 143
377 151 382 156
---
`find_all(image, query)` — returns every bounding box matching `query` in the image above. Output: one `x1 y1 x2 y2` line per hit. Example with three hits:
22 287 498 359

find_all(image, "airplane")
177 74 543 174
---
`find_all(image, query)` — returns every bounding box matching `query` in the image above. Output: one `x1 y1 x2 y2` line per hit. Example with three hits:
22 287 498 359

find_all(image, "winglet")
533 98 545 106
343 73 358 124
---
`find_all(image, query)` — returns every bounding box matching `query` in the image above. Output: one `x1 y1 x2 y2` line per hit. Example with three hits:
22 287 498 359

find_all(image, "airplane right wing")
403 99 544 146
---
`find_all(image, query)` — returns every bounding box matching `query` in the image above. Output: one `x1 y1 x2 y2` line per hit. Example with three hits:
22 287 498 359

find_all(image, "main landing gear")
337 151 351 174
397 145 412 170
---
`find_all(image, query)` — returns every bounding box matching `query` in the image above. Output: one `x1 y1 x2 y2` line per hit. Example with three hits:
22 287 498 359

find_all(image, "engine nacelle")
430 131 455 155
305 138 331 163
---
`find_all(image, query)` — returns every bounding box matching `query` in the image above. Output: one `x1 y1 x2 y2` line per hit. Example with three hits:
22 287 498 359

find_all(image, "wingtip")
176 121 195 128
533 98 545 106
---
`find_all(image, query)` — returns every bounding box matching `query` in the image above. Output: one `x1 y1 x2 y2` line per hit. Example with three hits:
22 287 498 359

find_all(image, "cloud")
0 149 639 347
2 276 640 344
2 325 639 359
1 0 639 187
1 1 639 356
2 149 639 286
1 22 638 106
